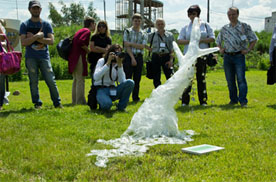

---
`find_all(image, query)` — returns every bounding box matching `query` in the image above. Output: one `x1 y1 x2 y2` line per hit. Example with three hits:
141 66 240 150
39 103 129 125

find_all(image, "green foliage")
48 1 100 27
87 2 100 22
48 2 64 27
0 71 276 181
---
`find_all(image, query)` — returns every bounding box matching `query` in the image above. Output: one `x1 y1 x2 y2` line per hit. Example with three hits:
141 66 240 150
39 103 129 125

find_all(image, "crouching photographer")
93 44 134 111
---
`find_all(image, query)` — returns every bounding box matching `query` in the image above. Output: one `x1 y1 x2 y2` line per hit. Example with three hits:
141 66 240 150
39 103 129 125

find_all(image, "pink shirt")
68 28 91 76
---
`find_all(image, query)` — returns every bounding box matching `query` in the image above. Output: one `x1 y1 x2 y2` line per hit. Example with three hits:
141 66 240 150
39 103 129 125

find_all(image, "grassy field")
0 70 275 181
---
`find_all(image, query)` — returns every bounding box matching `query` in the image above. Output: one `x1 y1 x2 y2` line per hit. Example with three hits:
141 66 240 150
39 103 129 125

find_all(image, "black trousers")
123 53 143 101
152 53 173 88
182 57 207 105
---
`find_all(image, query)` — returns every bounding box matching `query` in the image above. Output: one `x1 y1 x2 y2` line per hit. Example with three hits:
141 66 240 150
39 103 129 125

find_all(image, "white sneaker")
182 103 188 107
201 103 207 106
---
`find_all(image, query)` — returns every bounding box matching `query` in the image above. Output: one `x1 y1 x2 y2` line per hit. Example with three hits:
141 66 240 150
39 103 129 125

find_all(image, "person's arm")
241 40 257 55
216 31 225 54
116 56 126 83
21 32 44 47
124 41 145 50
90 41 108 53
200 23 215 44
269 27 276 63
36 33 54 45
177 27 189 45
93 58 110 82
241 24 258 55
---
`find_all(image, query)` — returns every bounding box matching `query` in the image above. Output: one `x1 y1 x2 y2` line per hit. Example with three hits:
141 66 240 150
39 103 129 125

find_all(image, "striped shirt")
216 21 258 53
123 27 148 55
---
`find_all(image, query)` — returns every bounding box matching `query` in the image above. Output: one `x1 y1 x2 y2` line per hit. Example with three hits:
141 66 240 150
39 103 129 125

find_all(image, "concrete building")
265 11 276 33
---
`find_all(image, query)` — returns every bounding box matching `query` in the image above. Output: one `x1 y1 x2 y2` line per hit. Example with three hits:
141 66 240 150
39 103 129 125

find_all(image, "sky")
0 0 275 32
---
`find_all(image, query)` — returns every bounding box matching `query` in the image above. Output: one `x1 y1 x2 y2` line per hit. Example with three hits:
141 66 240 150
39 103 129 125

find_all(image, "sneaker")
35 105 42 109
201 103 207 106
182 103 188 107
55 104 63 109
241 103 247 108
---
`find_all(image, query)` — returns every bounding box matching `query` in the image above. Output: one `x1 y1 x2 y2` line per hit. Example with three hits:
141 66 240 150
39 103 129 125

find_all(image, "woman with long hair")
88 20 112 76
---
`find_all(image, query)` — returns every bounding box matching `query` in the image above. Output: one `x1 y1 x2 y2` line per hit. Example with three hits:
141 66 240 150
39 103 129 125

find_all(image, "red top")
68 28 91 76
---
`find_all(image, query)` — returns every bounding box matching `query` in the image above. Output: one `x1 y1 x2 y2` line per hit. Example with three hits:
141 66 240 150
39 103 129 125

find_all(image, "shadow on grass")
267 104 276 110
0 108 34 118
176 103 244 113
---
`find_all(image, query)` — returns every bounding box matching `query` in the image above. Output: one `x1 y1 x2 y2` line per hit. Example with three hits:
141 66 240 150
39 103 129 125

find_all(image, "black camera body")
115 51 126 59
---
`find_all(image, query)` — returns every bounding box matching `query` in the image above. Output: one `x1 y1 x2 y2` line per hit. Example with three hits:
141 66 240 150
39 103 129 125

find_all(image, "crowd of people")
0 0 275 111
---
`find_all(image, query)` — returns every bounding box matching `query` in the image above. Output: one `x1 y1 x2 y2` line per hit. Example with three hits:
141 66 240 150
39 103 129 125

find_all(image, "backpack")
56 35 73 61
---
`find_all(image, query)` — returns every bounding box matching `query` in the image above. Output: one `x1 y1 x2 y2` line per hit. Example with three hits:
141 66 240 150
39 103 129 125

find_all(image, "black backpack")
56 35 73 61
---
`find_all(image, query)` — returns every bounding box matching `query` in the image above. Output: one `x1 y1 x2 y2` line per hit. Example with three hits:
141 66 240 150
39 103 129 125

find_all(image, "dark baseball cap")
28 0 41 9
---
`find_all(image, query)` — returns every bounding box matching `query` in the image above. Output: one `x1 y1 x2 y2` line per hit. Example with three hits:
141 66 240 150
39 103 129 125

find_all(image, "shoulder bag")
0 34 22 75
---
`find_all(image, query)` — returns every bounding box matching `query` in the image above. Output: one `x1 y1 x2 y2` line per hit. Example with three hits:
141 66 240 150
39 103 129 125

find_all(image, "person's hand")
35 32 44 39
107 52 115 66
131 57 137 66
117 56 123 67
26 32 34 38
241 49 250 55
124 42 132 47
165 60 173 68
219 48 225 55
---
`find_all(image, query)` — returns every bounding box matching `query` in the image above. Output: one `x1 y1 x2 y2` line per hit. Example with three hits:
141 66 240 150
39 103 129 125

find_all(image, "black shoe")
55 104 63 108
240 103 247 108
133 98 140 102
228 101 238 105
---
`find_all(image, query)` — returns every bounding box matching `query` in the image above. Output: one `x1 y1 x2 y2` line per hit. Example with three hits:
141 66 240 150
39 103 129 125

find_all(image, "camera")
115 51 126 59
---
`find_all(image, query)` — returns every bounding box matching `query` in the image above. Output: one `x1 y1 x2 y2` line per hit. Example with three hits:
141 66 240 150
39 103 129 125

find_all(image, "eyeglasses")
188 12 198 16
98 24 106 28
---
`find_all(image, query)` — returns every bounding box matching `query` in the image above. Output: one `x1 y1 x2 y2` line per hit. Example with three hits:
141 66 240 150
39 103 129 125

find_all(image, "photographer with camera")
148 18 174 88
93 44 134 111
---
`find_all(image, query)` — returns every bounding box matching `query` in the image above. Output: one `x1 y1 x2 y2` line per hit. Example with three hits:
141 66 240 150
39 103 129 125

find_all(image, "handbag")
56 35 74 61
204 23 218 67
206 53 217 67
0 34 22 75
146 32 156 79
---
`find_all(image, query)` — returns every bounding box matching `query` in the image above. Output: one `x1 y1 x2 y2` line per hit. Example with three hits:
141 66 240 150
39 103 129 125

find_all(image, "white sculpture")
87 18 219 167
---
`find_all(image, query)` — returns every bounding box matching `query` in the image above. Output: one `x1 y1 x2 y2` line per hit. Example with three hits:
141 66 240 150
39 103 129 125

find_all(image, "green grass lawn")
0 70 276 181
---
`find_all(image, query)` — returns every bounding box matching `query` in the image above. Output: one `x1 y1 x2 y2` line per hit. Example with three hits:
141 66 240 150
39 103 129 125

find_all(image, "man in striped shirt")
216 7 257 107
123 13 148 102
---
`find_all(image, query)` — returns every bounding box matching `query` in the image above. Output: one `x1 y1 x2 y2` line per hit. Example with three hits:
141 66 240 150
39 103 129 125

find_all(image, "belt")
95 85 115 88
153 53 170 57
225 51 242 56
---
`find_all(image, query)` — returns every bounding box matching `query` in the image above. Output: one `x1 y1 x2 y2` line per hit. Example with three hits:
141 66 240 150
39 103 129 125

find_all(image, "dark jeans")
123 53 143 101
0 74 5 107
223 53 247 104
182 57 207 105
25 58 61 107
152 53 173 88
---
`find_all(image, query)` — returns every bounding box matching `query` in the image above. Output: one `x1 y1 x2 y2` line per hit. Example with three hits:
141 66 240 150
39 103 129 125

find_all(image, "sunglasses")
188 12 198 16
98 24 106 28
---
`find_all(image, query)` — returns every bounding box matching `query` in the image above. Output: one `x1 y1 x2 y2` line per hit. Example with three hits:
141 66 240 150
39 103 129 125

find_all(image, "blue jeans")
0 74 5 106
223 54 248 104
25 58 61 107
96 79 134 110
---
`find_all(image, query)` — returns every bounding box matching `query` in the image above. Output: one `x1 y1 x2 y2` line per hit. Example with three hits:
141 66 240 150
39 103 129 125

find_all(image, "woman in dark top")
88 20 112 76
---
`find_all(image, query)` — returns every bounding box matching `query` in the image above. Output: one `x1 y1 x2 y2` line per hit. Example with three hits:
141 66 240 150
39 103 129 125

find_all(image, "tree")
87 2 100 22
48 2 64 27
48 1 99 27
